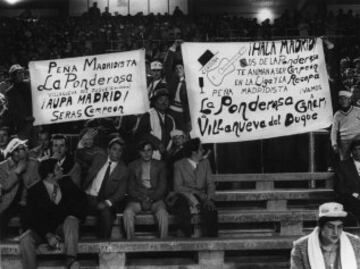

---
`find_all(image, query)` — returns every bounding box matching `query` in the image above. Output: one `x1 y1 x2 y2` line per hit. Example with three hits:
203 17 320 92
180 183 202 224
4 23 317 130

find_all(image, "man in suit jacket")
123 140 168 239
83 137 129 239
50 134 75 175
290 202 360 269
19 158 87 269
335 139 360 220
172 138 217 237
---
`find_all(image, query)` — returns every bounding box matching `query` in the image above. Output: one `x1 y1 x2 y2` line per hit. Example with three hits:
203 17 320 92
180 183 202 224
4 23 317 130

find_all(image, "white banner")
29 49 149 125
181 38 333 143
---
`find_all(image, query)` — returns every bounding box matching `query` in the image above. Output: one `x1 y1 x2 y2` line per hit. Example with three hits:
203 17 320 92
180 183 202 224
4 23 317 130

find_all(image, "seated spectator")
335 139 360 222
290 202 360 269
0 126 10 161
50 134 76 175
83 137 129 239
170 138 218 237
137 86 176 160
29 128 51 161
0 138 39 239
330 90 360 160
123 140 168 239
19 158 87 269
165 129 187 191
166 129 187 162
74 128 106 185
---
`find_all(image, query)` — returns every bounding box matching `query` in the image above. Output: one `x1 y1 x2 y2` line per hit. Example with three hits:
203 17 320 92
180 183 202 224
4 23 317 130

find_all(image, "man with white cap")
331 90 360 160
290 202 360 269
0 137 39 238
148 60 165 100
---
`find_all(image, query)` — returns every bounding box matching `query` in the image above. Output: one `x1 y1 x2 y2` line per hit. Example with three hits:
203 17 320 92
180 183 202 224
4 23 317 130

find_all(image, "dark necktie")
98 162 111 200
51 184 59 203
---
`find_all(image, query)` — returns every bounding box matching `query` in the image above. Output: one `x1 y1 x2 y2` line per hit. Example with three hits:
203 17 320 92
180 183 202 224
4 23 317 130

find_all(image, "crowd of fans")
3 3 360 268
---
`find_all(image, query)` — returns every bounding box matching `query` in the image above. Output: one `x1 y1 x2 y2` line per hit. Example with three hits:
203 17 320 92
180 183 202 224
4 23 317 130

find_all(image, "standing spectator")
171 138 218 237
331 90 360 160
88 2 101 18
0 126 10 161
147 60 166 100
6 65 33 141
0 138 39 239
123 140 168 239
19 158 87 269
290 202 360 269
137 86 176 160
83 137 129 239
164 40 190 132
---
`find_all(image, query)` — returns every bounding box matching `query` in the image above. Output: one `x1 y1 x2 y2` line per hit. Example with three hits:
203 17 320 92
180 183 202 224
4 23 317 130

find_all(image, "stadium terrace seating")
1 172 342 268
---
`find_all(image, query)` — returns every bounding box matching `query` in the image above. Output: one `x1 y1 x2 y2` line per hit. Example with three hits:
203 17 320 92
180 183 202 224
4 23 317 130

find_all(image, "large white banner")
29 49 149 125
182 38 333 143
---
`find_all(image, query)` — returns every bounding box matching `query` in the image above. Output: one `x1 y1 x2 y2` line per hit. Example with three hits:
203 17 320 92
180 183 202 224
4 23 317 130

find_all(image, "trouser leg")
19 229 43 269
60 216 80 258
98 207 115 239
173 195 192 237
123 202 141 239
151 200 169 238
200 205 218 237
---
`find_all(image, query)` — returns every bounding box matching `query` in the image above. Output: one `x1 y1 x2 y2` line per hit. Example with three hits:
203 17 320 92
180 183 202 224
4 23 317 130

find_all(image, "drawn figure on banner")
206 47 247 86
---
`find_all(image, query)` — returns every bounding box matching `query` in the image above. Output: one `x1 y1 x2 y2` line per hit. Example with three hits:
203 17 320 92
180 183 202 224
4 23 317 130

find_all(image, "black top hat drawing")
198 49 216 68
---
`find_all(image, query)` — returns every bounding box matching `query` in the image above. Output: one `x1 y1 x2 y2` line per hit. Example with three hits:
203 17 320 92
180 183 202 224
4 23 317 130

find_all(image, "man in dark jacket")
82 137 129 239
19 158 87 269
335 139 360 221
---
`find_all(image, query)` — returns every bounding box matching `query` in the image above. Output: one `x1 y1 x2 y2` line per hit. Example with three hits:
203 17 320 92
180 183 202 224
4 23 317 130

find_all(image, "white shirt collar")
354 159 360 175
187 158 198 169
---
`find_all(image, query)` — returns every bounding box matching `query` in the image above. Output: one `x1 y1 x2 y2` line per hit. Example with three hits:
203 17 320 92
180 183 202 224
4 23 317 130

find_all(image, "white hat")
8 64 24 74
150 61 163 70
170 129 185 138
339 90 352 98
4 137 28 157
319 202 347 218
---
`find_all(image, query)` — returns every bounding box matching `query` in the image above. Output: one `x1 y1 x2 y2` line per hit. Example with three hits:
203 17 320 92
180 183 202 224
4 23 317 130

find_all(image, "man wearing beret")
82 137 129 239
290 202 360 269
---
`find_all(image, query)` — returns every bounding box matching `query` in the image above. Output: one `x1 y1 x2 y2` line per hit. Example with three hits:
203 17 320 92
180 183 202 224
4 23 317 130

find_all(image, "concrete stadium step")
1 237 297 269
